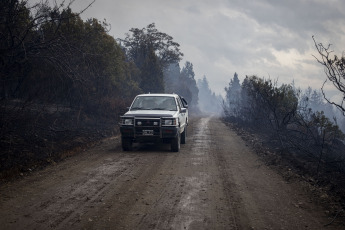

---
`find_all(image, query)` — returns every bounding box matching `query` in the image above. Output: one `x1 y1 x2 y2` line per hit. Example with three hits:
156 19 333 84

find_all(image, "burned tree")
0 0 95 98
119 23 183 93
313 36 345 116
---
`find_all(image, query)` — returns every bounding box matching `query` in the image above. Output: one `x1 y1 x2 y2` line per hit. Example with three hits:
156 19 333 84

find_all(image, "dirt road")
0 117 341 229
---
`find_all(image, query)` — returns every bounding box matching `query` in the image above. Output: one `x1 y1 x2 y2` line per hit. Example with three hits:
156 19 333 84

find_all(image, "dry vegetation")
0 100 128 180
224 120 345 224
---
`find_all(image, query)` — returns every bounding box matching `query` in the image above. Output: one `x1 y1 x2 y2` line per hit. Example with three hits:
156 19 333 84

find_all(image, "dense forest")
0 0 205 176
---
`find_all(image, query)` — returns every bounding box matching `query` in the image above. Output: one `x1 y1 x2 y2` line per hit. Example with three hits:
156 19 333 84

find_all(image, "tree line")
223 70 345 175
0 0 201 174
1 1 201 112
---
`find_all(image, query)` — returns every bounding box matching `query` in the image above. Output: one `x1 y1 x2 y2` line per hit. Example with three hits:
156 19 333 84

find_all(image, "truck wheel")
122 138 132 151
181 127 187 144
171 133 180 152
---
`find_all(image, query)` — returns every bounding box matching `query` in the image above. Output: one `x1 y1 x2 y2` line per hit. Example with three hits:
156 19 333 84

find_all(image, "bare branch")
312 36 345 116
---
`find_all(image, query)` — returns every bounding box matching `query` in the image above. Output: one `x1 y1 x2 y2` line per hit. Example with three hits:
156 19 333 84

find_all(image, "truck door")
176 97 186 128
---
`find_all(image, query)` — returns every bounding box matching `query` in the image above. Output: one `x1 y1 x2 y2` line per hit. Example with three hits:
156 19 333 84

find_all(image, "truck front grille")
134 118 160 136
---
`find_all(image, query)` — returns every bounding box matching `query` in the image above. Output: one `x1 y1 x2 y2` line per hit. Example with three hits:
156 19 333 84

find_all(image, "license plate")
142 130 154 135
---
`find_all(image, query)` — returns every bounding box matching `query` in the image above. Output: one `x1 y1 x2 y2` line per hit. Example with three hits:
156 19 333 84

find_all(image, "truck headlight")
122 118 134 125
162 118 177 126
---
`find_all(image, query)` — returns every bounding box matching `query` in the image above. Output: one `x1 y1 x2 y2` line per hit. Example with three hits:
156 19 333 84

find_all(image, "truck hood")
124 110 178 118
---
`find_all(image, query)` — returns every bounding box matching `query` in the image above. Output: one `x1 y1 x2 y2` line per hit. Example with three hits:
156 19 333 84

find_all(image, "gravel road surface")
0 117 340 229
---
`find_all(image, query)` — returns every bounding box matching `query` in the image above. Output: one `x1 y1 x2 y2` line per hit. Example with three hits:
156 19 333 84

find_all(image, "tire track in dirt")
0 147 137 229
52 156 134 228
170 117 214 229
80 150 179 230
168 117 239 230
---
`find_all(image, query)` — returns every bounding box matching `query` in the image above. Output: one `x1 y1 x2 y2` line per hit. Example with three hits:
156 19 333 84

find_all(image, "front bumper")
120 126 179 142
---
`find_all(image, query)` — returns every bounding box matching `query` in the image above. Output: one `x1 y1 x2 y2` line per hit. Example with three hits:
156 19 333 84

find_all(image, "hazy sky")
70 0 345 97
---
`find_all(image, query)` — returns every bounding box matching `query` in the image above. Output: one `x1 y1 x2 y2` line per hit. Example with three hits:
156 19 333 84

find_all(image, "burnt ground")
0 105 120 180
0 116 344 229
225 121 345 223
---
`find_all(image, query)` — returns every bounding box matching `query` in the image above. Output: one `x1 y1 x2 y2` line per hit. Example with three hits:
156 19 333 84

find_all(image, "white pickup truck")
120 94 188 152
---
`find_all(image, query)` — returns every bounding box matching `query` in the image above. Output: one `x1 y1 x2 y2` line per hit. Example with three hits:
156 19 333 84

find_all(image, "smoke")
197 76 223 115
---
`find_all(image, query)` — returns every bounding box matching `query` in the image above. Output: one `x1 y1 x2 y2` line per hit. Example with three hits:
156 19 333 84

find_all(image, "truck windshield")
130 96 177 111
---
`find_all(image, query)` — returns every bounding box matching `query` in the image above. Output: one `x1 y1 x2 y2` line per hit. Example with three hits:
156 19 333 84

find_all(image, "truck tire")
122 138 132 151
171 133 180 152
181 127 187 144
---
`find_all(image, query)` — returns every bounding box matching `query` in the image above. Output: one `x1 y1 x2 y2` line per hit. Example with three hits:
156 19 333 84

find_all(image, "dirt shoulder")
0 117 343 229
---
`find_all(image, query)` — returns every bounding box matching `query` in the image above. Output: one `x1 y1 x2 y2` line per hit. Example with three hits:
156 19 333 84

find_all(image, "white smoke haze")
197 76 223 115
66 0 345 99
